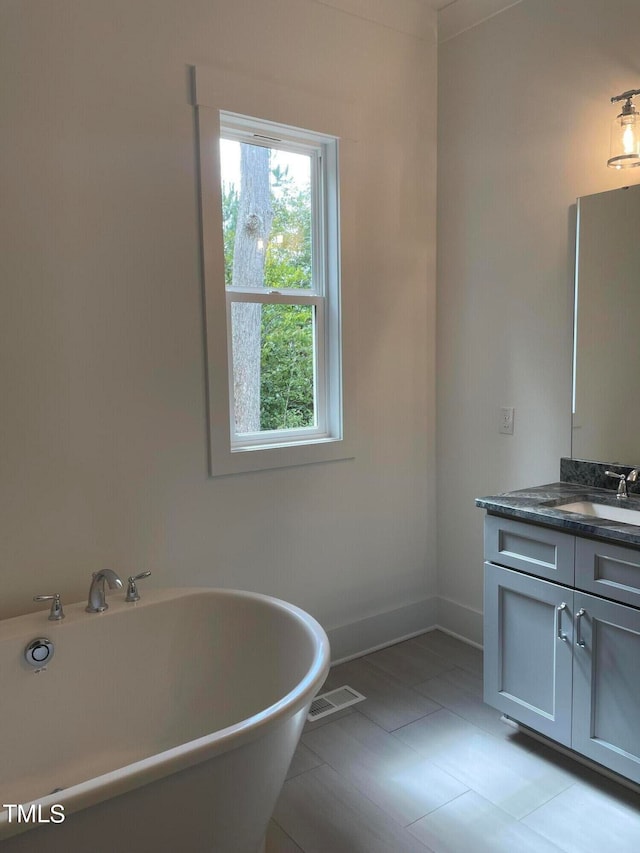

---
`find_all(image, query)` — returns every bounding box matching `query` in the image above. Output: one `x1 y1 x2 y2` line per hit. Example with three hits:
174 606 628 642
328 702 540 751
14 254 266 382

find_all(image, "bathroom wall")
0 0 438 654
437 0 640 639
11 0 634 652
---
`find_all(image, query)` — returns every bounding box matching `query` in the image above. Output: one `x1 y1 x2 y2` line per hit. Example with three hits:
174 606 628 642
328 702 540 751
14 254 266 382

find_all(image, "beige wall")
437 0 640 626
0 0 438 640
11 0 635 647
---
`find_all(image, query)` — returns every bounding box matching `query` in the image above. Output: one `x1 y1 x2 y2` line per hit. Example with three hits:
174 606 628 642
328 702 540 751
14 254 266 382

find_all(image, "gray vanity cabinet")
483 514 640 785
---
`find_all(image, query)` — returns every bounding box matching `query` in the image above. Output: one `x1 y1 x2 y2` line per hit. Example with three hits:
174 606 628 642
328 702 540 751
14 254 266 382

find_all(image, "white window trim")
192 65 357 476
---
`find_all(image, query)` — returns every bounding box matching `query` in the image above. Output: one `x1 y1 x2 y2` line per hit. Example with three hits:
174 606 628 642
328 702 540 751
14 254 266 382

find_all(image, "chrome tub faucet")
86 569 123 613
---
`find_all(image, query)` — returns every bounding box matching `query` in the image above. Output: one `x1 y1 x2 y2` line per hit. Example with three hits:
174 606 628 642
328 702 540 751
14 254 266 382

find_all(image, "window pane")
231 302 316 434
220 139 312 290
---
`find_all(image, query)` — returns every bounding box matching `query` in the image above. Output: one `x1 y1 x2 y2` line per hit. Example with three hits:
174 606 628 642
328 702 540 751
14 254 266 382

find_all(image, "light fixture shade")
608 103 640 169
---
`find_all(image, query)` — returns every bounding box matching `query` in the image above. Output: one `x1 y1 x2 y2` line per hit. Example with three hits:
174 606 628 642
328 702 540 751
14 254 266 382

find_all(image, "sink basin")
555 501 640 526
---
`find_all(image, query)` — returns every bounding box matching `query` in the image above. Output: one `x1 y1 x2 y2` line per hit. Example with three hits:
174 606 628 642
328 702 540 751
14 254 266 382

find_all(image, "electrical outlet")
499 407 514 435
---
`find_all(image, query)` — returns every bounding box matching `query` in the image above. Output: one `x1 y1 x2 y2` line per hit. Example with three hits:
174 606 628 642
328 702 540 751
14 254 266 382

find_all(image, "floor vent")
307 685 366 722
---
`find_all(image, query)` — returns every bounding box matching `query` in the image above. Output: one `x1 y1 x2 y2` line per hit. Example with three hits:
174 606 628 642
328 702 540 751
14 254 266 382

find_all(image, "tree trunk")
231 143 273 433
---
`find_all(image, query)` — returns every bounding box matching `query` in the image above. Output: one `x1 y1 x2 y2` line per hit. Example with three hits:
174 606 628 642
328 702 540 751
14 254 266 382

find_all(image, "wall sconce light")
608 89 640 169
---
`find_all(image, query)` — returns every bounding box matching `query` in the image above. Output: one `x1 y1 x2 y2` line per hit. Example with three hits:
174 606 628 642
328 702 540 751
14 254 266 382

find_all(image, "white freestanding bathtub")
0 587 330 852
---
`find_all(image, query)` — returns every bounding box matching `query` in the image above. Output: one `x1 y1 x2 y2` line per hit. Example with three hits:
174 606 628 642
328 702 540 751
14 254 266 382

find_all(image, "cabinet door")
572 591 640 784
484 562 574 745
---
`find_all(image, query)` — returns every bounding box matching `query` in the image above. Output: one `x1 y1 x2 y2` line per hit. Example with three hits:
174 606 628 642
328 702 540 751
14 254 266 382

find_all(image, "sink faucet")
86 569 123 613
605 469 640 500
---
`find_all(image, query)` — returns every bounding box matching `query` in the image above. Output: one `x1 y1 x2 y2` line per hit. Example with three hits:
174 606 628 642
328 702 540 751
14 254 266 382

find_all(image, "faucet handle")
626 469 639 483
605 470 628 498
33 593 65 621
125 571 151 602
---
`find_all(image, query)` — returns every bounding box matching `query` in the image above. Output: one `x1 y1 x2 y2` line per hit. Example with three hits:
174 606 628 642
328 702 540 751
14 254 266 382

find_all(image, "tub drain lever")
25 637 55 668
126 571 151 602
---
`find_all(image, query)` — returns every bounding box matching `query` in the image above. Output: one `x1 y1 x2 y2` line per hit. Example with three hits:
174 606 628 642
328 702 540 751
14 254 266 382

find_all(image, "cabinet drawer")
576 537 640 608
484 515 574 584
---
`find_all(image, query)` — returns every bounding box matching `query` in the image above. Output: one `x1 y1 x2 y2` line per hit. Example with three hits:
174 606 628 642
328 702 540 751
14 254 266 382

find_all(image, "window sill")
211 434 354 477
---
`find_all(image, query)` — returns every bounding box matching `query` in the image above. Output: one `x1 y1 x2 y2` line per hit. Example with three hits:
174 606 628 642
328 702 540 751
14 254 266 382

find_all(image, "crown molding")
309 0 437 40
438 0 523 43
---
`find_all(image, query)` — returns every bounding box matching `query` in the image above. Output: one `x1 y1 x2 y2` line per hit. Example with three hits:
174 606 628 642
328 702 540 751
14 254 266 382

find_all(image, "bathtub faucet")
86 569 124 613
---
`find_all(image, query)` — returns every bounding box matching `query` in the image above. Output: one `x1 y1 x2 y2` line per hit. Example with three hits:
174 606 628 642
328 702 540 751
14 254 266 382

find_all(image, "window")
219 113 342 454
193 65 355 476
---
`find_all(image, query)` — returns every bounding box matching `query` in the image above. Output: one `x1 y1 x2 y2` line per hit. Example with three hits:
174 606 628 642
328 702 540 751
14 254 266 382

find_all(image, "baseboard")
437 596 483 647
326 595 483 663
327 597 438 664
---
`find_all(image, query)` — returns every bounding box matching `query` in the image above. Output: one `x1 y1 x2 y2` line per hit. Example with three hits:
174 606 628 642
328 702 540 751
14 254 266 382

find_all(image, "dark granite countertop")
476 482 640 547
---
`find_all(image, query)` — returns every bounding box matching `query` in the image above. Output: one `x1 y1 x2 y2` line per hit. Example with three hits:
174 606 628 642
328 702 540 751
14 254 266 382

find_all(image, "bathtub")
0 587 330 853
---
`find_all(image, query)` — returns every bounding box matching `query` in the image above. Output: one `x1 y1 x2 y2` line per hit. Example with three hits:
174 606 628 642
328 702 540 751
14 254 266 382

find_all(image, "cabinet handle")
576 608 586 648
556 602 568 641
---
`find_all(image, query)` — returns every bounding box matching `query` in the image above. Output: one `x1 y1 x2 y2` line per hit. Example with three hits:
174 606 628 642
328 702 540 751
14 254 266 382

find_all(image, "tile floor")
265 630 640 853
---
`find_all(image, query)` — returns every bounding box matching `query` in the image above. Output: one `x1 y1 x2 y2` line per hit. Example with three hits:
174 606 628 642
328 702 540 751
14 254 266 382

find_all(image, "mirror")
572 183 640 465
